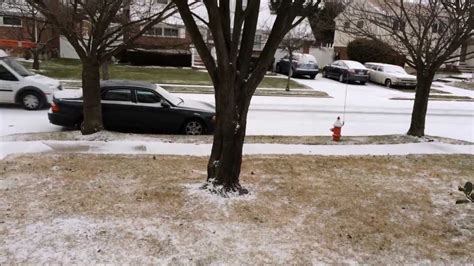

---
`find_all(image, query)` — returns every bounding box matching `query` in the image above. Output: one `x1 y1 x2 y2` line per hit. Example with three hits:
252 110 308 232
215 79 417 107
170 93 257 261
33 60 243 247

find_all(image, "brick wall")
0 16 59 57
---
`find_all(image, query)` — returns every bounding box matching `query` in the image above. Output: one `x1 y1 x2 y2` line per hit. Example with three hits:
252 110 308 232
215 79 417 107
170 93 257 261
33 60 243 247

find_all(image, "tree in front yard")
308 0 346 46
173 0 321 195
278 19 314 91
341 0 473 136
27 0 177 134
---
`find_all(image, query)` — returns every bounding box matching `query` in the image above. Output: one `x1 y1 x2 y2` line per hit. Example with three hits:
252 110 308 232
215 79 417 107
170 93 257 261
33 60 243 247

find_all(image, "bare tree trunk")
286 65 292 91
101 61 110 80
286 53 293 92
407 70 434 137
81 58 104 135
205 76 251 195
32 49 40 70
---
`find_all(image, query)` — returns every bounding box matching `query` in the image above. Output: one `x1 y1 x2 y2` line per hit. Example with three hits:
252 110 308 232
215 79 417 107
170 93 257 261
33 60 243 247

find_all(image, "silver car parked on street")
365 62 417 89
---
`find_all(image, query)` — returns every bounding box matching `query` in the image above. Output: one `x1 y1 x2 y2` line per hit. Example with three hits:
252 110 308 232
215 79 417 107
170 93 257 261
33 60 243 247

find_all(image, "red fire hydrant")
330 116 344 142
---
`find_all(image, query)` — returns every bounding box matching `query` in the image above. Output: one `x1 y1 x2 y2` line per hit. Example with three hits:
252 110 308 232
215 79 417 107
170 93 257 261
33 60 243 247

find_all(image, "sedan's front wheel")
385 79 392 88
184 120 204 135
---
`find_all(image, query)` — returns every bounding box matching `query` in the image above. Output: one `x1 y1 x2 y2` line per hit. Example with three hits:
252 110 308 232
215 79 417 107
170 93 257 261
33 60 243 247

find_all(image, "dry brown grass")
1 154 473 264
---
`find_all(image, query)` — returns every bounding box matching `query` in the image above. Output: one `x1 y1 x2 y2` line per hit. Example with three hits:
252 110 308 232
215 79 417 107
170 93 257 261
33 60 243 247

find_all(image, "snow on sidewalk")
1 140 472 159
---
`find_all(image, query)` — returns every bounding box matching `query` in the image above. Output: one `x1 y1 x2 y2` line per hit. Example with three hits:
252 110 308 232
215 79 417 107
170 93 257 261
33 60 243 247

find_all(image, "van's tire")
309 74 316 79
20 91 43 110
385 79 392 88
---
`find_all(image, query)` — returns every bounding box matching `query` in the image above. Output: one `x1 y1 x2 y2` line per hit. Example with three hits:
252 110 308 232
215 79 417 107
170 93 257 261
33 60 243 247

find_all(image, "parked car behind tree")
48 80 215 135
365 62 417 89
322 60 369 84
275 53 319 79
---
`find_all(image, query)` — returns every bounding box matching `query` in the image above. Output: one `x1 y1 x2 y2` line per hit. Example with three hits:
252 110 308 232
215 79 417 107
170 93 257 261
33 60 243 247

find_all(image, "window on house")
432 23 438 33
164 28 179 37
145 26 179 38
1 16 22 26
145 27 162 36
356 20 364 29
393 20 406 31
344 21 350 29
254 34 262 50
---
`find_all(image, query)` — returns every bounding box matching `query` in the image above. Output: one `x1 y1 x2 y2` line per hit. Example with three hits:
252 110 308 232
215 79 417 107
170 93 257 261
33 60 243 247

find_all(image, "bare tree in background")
26 0 178 134
0 1 54 70
341 0 473 136
308 0 346 46
173 0 322 195
277 20 314 91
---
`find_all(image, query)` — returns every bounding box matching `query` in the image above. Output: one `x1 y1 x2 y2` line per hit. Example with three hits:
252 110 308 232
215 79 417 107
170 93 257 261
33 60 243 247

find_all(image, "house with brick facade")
0 1 59 58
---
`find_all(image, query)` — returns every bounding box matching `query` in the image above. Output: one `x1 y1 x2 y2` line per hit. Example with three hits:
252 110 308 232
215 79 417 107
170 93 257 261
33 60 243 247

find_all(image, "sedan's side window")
136 90 161 104
102 88 132 102
377 66 383 72
0 65 18 81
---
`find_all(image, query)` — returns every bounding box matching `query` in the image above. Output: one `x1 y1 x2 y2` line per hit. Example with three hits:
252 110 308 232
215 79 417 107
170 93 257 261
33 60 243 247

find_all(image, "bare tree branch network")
173 0 322 195
340 0 473 136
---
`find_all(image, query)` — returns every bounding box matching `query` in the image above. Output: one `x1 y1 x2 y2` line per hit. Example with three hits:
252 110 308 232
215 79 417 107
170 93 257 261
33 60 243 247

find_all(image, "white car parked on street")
0 49 62 110
365 62 417 89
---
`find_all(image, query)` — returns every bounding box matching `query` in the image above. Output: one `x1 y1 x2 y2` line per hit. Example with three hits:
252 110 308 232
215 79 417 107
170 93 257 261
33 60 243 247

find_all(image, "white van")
0 49 62 110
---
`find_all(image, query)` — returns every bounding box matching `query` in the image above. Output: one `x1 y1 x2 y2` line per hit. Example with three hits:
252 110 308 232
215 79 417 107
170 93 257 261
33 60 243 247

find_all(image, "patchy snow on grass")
1 154 473 263
185 182 257 206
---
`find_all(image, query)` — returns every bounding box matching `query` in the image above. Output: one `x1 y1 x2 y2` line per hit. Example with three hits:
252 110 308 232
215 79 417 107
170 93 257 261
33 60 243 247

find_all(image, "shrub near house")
347 38 405 66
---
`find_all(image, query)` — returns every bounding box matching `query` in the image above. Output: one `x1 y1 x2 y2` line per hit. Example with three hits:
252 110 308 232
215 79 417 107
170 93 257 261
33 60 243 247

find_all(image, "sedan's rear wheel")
322 70 327 78
21 91 43 110
184 120 204 135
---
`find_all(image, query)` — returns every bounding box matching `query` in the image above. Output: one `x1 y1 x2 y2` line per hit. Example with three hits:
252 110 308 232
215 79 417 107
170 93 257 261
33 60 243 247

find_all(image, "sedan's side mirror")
161 101 171 108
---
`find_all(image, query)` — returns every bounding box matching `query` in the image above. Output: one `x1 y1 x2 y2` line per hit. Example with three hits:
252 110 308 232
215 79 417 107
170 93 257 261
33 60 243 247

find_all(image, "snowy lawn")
1 154 473 264
21 58 304 89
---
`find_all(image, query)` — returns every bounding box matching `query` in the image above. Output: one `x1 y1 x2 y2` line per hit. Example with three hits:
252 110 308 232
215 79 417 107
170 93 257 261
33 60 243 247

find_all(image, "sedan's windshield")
3 57 34 77
384 65 406 74
155 85 182 106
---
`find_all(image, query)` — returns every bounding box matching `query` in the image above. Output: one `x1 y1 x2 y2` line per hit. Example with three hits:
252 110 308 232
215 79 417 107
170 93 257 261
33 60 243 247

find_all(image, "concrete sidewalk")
1 140 473 159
